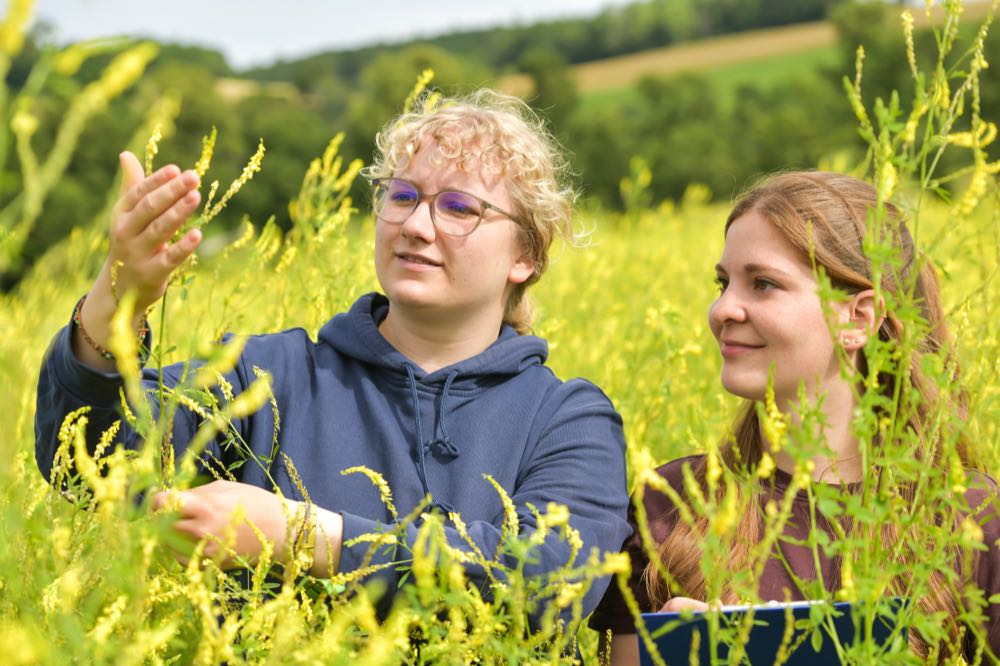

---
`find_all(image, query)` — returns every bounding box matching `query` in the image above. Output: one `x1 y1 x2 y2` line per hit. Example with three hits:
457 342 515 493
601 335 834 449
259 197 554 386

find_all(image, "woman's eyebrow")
718 262 796 279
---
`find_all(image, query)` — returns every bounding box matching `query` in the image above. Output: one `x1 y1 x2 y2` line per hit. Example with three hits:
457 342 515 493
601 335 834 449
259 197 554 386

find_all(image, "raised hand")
108 151 203 310
72 151 202 369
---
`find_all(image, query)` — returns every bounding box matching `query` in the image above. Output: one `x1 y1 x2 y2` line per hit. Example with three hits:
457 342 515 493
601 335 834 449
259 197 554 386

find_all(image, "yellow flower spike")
932 74 951 110
877 161 897 201
403 69 436 114
601 552 631 577
87 595 128 643
275 244 297 274
93 419 121 461
760 369 790 452
566 525 584 564
448 561 466 590
711 480 739 537
199 138 266 227
226 372 272 418
544 502 569 528
902 99 927 146
793 460 815 489
847 46 872 131
960 516 984 545
902 11 917 79
756 451 776 480
341 466 397 520
90 448 129 516
950 453 968 495
555 582 583 609
410 514 437 603
193 335 248 389
194 126 217 177
483 473 519 545
50 525 71 562
144 123 162 176
10 102 38 137
705 443 721 493
52 42 87 76
0 0 33 56
41 566 83 616
95 42 159 101
838 558 855 601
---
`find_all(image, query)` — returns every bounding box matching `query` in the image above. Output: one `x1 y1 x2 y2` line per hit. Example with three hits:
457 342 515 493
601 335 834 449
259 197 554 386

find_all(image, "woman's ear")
507 253 536 285
839 289 884 351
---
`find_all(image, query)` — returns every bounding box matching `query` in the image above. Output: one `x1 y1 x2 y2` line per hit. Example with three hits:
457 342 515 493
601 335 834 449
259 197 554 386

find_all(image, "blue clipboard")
638 599 905 666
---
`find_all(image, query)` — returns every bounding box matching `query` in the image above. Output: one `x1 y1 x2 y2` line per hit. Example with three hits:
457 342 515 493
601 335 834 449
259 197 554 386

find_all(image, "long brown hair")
644 172 971 659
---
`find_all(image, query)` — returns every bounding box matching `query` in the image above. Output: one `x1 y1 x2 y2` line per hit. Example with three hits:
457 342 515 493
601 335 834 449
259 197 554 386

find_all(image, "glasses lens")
434 191 482 235
375 179 418 222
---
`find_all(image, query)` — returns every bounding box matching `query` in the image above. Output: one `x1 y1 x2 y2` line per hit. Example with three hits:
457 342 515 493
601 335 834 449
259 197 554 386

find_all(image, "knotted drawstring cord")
426 370 460 459
403 362 456 515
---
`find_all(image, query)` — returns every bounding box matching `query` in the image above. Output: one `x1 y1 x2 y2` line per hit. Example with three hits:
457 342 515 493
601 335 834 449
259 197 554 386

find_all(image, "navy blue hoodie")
35 292 630 618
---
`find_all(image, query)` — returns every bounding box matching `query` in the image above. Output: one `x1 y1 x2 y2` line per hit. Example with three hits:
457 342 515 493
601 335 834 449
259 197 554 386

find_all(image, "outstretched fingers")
117 156 181 214
116 169 200 245
136 186 202 254
160 228 203 272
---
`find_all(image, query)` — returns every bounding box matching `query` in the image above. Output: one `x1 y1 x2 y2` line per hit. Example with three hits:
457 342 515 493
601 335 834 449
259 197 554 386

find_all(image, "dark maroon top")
590 455 1000 659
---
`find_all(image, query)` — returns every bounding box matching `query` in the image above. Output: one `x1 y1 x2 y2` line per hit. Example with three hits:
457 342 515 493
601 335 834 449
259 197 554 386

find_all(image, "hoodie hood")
317 292 550 514
317 292 548 381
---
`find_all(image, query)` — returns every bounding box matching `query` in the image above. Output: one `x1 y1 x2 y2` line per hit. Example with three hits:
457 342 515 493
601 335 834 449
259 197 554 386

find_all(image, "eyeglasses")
370 177 516 237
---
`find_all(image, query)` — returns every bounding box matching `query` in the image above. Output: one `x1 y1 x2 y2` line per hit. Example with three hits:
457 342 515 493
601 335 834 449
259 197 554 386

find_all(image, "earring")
841 333 864 347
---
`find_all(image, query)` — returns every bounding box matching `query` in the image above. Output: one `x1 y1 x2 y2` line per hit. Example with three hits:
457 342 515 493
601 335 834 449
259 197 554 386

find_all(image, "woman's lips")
396 252 442 269
719 341 765 358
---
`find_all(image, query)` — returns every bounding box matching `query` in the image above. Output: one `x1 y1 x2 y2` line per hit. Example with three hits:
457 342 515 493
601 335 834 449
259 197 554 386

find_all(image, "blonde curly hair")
363 89 577 335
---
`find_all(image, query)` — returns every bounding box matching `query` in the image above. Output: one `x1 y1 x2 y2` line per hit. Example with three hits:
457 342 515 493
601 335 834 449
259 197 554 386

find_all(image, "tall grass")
0 0 998 664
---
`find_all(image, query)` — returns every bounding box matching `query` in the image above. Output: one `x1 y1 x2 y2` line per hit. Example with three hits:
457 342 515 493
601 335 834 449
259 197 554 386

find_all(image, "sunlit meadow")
1 0 999 663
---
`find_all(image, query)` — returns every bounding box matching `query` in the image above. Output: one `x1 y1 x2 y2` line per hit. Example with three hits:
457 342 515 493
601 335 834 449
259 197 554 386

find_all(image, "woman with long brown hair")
591 171 999 663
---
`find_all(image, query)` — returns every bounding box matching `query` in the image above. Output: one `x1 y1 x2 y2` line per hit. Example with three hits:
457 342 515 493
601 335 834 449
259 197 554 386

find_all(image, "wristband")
72 294 150 362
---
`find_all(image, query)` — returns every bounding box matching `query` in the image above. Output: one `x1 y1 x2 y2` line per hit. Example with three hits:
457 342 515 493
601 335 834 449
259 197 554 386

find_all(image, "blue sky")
34 0 635 69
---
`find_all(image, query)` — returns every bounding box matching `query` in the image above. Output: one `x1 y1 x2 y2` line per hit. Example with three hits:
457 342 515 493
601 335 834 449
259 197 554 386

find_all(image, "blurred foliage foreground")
2 1 1000 664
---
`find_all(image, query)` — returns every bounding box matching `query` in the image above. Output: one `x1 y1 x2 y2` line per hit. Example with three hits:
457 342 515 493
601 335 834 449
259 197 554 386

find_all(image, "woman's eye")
754 278 776 291
437 192 481 219
443 202 477 217
715 277 728 293
389 191 417 204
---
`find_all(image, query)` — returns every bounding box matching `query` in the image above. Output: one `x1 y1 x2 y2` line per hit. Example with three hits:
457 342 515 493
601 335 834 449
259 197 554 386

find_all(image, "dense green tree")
518 47 579 132
342 43 493 165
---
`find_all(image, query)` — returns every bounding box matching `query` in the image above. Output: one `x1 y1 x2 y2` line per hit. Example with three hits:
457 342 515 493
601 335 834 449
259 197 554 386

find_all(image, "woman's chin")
720 375 765 402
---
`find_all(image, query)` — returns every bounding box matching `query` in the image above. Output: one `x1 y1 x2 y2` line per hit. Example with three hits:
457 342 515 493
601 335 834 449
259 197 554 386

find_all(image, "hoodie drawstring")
428 370 460 459
404 363 459 514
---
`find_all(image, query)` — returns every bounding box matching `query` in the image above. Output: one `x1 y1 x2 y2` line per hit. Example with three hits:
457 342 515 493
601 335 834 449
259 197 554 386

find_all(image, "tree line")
3 0 998 288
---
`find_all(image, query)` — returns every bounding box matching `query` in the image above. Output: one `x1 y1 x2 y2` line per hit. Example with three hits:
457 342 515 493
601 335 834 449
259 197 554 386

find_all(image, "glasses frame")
369 177 516 238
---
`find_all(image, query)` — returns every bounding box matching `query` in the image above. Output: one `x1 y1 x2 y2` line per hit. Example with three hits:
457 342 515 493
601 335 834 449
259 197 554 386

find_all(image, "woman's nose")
709 288 748 328
399 198 437 242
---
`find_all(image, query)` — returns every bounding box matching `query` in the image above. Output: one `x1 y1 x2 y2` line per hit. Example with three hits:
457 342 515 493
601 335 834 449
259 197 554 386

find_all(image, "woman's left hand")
152 480 294 569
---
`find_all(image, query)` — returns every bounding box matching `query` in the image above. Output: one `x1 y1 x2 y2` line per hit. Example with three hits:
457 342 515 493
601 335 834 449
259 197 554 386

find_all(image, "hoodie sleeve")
337 378 631 625
34 322 238 483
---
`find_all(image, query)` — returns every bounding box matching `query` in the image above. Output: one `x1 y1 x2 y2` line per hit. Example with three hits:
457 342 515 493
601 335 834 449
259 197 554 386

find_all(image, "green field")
576 43 841 117
3 1 999 663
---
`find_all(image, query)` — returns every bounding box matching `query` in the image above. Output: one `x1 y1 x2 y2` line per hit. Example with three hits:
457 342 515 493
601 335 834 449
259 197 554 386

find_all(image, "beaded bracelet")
72 294 150 362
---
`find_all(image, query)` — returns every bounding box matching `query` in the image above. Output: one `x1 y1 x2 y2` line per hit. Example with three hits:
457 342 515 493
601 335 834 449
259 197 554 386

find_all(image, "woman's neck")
770 383 863 484
378 305 505 374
